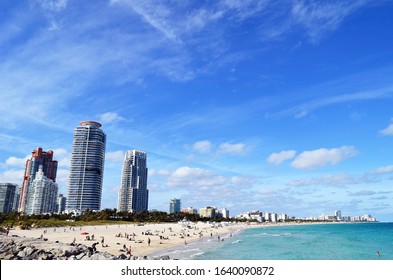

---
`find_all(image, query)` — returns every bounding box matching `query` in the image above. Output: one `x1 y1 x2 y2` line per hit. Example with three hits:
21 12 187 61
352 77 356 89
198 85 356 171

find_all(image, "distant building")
263 211 271 222
67 121 106 213
26 166 58 215
182 207 198 215
19 147 58 213
169 198 181 214
278 213 288 222
117 150 149 213
199 206 216 218
0 183 17 213
12 187 21 212
217 208 230 219
56 194 67 213
335 210 342 221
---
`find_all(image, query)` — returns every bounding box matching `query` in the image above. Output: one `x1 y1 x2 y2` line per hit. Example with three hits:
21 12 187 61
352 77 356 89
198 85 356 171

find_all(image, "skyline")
0 0 393 221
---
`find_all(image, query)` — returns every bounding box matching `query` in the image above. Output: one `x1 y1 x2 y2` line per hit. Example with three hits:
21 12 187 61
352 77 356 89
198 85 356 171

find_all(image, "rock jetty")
0 235 170 260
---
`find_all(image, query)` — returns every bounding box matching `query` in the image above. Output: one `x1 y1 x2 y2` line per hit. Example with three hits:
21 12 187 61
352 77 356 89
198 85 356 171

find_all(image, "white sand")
7 222 259 257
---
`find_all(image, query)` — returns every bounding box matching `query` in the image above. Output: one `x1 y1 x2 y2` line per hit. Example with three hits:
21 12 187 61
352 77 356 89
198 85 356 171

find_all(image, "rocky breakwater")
0 235 170 260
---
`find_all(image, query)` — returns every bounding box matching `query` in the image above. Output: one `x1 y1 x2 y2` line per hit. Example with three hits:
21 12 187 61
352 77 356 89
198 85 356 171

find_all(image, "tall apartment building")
26 166 58 215
169 198 181 214
19 148 57 213
56 194 67 213
66 121 106 213
0 183 17 213
199 206 216 218
117 150 149 213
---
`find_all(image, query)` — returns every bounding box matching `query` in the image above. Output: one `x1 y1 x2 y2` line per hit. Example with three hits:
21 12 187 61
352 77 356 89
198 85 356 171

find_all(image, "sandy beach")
6 221 260 257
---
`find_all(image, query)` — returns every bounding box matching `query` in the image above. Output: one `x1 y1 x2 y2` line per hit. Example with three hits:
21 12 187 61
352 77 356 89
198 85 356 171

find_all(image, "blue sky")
1 0 393 221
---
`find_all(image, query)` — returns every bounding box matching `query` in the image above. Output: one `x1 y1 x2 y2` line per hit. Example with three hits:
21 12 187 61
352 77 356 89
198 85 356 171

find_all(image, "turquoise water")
158 223 393 260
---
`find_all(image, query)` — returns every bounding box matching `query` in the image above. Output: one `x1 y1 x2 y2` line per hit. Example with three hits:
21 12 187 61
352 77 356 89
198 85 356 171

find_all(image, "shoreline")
2 221 261 258
148 221 377 259
1 221 372 259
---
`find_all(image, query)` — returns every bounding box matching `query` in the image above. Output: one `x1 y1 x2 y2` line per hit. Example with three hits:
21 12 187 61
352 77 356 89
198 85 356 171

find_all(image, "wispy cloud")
106 151 124 162
98 112 125 124
35 0 69 12
5 155 30 167
291 146 358 170
192 140 212 154
287 173 373 188
379 123 393 136
371 165 393 175
291 0 369 42
267 150 296 165
167 166 227 190
348 190 376 196
219 142 249 155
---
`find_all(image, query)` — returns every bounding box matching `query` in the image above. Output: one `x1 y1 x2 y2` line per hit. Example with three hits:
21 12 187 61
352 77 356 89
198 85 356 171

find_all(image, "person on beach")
127 246 132 255
148 237 151 246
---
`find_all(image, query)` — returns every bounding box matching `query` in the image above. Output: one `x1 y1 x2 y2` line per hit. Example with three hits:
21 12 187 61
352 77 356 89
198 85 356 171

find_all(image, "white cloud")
219 142 248 155
291 0 369 42
379 124 393 136
267 150 296 165
0 169 24 185
287 173 370 187
167 166 227 189
55 168 69 192
149 169 171 176
192 140 212 154
36 0 69 12
99 112 125 124
348 190 376 196
105 151 124 162
372 165 393 175
291 146 358 170
230 175 257 187
52 148 70 167
5 155 30 167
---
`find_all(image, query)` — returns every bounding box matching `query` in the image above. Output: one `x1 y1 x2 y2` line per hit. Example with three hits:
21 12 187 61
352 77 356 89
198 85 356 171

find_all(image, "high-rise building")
217 208 229 219
26 166 58 215
335 210 342 221
169 198 181 214
13 187 21 212
0 183 17 213
117 150 148 213
19 148 58 213
199 206 216 218
56 194 67 213
66 121 106 213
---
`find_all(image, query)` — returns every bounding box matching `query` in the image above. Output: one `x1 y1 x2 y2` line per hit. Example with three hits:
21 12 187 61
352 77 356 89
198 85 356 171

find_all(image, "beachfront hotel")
169 198 181 214
66 121 106 213
19 147 58 213
117 150 149 212
0 183 17 214
25 165 58 215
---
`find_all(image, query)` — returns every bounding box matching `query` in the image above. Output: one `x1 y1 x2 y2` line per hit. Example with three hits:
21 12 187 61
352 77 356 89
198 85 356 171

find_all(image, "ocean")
154 222 393 260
